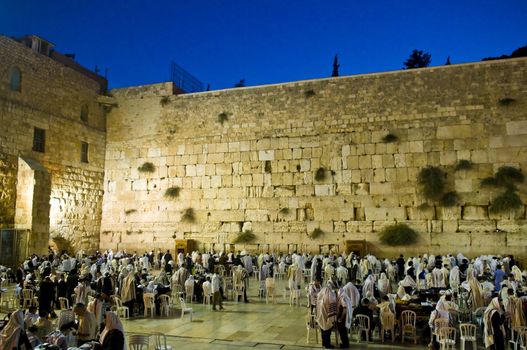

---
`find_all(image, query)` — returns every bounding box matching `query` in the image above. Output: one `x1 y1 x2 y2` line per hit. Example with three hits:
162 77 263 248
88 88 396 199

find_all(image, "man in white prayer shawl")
336 286 352 348
336 264 348 286
362 274 375 299
316 281 337 349
449 266 460 289
432 266 446 288
341 281 361 308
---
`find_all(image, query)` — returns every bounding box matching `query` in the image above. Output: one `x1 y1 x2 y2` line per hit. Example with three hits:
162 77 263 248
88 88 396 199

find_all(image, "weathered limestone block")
458 220 496 232
506 120 527 135
489 206 526 220
315 184 335 196
274 186 295 197
462 206 488 220
407 206 436 220
353 183 369 195
369 182 391 195
497 220 527 233
431 231 470 247
442 220 458 233
259 150 275 161
437 207 462 220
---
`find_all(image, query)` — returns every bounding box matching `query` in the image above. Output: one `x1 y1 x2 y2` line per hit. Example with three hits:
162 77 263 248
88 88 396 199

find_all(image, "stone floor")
119 276 430 349
2 276 433 349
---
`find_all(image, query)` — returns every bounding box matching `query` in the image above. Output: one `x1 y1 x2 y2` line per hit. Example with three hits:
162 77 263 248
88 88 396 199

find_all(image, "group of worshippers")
301 252 526 349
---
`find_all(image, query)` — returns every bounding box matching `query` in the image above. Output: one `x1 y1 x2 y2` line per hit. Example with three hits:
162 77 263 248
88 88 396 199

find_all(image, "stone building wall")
102 58 527 258
0 35 106 253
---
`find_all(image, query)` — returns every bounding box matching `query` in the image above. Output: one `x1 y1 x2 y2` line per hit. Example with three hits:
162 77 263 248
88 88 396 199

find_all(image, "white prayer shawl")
362 275 375 299
512 266 523 283
336 266 348 284
449 266 460 289
401 275 417 289
341 282 360 308
483 297 504 348
316 286 337 331
324 264 335 281
377 273 390 295
75 282 92 305
177 252 185 267
120 271 136 303
432 268 445 288
100 311 127 350
0 309 24 349
337 288 354 329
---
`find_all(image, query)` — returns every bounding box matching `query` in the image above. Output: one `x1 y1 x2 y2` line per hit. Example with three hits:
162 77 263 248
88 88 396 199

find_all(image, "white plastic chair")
143 293 156 318
178 297 193 321
401 310 417 344
380 311 395 343
153 332 173 350
129 334 150 350
306 307 318 344
202 283 212 306
355 314 370 342
58 297 70 310
113 296 129 319
459 323 477 350
265 277 275 304
438 326 456 350
159 294 171 317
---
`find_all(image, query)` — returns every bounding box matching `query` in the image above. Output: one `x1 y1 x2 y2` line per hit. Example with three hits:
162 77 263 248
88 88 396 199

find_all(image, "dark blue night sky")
2 0 526 90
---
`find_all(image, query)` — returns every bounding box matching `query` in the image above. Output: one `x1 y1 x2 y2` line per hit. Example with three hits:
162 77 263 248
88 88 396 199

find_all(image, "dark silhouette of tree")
332 54 340 77
403 49 432 69
445 56 451 65
234 79 246 87
482 45 527 61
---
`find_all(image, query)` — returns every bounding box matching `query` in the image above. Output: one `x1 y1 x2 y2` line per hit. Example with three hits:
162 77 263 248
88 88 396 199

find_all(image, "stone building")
2 33 527 263
0 34 107 263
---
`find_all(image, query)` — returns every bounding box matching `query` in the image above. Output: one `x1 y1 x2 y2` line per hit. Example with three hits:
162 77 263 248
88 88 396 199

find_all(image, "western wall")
0 35 106 255
101 57 527 258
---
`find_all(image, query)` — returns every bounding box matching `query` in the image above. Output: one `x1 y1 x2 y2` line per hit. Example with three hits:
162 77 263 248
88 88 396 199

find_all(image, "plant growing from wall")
232 230 256 244
217 112 230 125
417 166 445 201
304 89 316 98
440 191 459 207
138 162 155 173
310 228 324 239
314 167 327 182
160 96 170 106
264 160 272 173
379 223 418 246
278 207 290 215
455 159 473 171
490 190 523 213
165 186 181 198
124 209 137 215
481 166 524 213
181 208 196 223
498 97 515 106
382 133 398 143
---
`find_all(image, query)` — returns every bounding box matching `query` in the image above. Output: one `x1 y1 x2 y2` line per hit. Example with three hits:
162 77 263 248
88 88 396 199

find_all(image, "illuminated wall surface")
1 34 527 257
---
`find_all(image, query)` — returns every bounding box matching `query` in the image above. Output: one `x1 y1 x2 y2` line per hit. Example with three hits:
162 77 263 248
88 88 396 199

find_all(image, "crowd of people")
0 247 525 349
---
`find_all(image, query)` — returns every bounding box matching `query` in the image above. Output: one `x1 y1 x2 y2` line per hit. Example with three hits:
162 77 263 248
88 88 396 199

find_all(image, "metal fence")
170 61 205 93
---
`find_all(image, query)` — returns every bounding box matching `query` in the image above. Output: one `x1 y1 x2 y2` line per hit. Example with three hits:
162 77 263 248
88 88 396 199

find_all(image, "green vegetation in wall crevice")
382 133 398 143
138 162 155 173
379 223 418 246
217 112 230 125
232 230 256 244
454 159 473 171
165 186 181 198
314 167 327 182
181 208 196 223
309 228 324 239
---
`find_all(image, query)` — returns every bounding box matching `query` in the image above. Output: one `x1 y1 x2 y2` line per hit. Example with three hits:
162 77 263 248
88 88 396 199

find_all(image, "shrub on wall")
264 160 272 173
304 89 316 98
232 230 256 244
278 207 290 215
217 112 230 125
489 190 523 214
314 167 326 182
181 208 196 223
310 228 324 239
138 162 155 173
379 223 418 246
160 96 170 106
455 159 473 171
165 186 181 198
417 166 445 201
382 133 398 143
124 209 137 215
498 97 515 106
440 191 459 207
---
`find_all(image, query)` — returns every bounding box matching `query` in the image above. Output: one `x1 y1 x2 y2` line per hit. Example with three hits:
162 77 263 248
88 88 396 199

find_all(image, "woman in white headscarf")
99 311 126 350
483 297 505 349
0 309 32 349
377 273 390 297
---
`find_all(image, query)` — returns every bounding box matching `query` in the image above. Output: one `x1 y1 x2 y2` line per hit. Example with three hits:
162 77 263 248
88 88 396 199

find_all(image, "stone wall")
101 58 527 258
0 35 106 253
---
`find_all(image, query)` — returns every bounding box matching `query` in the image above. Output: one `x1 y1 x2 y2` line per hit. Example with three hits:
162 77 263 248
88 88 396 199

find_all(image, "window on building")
9 67 21 92
81 142 89 163
32 127 45 153
80 104 88 123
